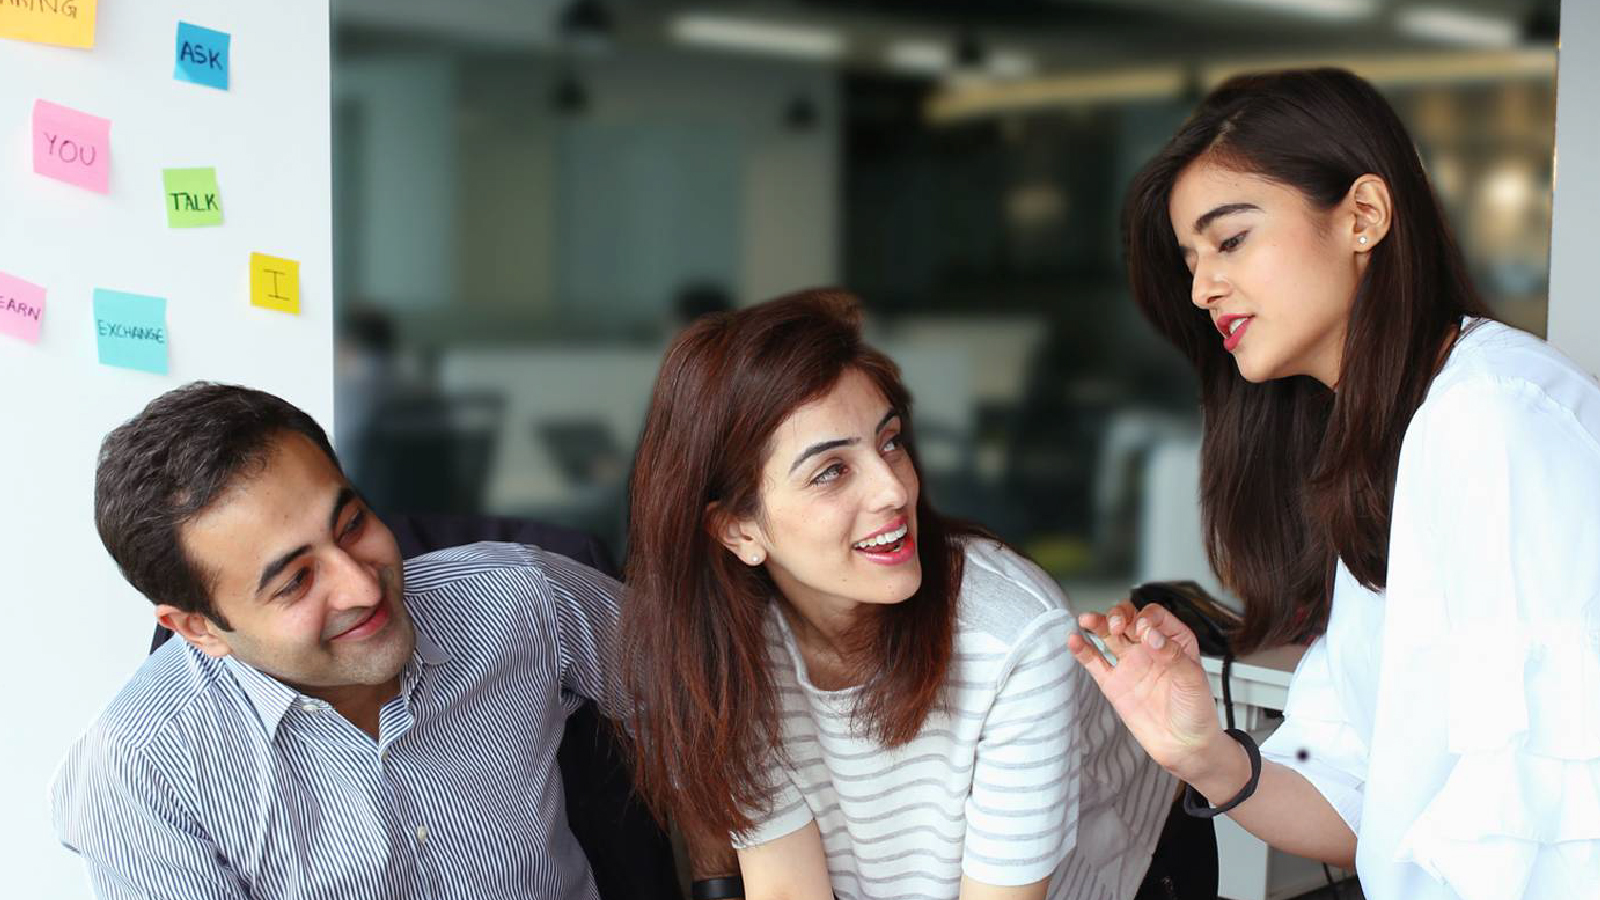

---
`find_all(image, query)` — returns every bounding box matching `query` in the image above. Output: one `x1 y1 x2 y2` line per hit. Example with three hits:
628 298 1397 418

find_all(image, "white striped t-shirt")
734 539 1174 900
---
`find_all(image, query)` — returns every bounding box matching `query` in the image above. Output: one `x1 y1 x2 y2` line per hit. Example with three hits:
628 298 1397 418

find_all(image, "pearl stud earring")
1358 235 1368 245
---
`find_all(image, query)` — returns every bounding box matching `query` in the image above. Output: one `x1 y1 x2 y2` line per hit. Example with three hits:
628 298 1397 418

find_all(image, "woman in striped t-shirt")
618 289 1181 900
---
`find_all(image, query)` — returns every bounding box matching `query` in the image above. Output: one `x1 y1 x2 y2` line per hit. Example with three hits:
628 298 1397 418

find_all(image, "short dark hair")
94 382 342 626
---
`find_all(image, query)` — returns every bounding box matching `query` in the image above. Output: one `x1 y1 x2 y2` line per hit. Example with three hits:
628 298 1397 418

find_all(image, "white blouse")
1260 319 1600 899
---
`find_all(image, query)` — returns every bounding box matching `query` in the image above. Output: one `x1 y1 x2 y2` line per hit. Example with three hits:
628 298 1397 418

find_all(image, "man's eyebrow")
1192 202 1260 235
257 545 311 595
328 486 357 533
255 488 359 596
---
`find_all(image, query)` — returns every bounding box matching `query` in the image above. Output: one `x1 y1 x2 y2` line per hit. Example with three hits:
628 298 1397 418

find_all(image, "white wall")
1548 0 1600 375
0 3 334 896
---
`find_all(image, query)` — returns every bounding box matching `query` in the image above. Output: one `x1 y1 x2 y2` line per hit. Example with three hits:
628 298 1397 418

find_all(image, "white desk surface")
1200 644 1304 715
1200 644 1303 687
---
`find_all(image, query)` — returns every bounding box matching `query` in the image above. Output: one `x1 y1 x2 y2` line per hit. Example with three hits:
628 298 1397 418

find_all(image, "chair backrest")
353 392 505 516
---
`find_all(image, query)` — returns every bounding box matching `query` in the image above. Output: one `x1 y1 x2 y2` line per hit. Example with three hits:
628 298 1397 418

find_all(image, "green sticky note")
163 167 223 227
93 289 168 375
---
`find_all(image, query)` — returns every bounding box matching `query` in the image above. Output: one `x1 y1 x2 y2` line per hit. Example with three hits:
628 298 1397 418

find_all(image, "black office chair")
150 513 680 900
352 392 505 517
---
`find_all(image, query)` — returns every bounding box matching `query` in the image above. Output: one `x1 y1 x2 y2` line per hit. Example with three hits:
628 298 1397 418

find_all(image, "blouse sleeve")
1259 631 1371 834
1387 378 1600 900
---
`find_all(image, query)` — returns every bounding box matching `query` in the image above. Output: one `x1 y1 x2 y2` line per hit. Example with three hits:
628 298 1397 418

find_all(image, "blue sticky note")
93 289 169 375
174 22 230 90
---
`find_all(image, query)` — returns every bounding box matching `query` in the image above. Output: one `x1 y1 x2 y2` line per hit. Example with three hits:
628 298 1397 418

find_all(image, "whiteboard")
0 2 333 896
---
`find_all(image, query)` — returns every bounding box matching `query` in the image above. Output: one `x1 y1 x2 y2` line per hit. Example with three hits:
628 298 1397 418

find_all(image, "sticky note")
33 99 111 193
250 253 300 314
0 0 97 48
163 167 223 228
175 22 229 90
0 272 46 344
93 289 168 375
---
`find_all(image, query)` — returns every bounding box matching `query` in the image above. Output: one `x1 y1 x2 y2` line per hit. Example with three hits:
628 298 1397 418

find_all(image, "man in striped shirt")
52 382 623 899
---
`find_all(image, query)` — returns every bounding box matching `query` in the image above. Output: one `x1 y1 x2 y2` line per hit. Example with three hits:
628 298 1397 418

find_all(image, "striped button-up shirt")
52 542 621 900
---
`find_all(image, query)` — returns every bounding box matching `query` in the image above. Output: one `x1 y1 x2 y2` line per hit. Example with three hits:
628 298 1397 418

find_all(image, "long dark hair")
619 288 979 840
1124 68 1489 653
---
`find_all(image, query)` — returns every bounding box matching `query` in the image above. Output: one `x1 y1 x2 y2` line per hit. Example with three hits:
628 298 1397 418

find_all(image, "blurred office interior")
330 0 1560 608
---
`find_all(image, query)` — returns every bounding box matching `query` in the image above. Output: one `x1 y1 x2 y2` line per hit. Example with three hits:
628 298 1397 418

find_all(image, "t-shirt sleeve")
962 610 1080 886
729 758 814 850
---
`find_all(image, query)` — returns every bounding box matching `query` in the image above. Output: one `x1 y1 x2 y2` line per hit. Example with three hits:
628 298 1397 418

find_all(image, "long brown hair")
619 288 977 840
1124 68 1489 653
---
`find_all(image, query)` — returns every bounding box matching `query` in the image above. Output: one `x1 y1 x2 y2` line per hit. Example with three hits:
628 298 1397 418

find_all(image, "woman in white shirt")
1071 67 1600 899
618 289 1174 900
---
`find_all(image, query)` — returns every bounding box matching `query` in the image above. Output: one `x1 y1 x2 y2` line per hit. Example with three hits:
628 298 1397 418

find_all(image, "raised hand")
1067 602 1223 779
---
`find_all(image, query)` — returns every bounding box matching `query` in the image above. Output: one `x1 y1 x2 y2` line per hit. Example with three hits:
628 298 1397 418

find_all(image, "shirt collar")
221 653 302 737
221 598 452 737
409 602 450 668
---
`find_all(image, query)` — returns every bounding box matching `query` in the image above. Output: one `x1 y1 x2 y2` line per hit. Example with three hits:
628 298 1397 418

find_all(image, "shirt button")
298 702 320 713
415 825 429 844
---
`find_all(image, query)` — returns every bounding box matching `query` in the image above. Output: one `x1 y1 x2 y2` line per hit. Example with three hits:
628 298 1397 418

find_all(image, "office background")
6 1 1594 897
330 0 1564 610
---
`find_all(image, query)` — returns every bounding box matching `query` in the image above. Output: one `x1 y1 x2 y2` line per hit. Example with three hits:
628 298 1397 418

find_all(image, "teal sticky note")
175 22 229 90
93 289 168 375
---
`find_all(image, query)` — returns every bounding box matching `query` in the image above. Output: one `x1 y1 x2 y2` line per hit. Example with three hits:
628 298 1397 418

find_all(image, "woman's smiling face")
721 368 923 616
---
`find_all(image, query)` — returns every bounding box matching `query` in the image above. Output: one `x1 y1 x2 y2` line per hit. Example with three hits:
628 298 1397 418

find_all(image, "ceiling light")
987 50 1036 80
885 40 951 75
670 14 845 61
1202 48 1552 88
1398 7 1519 48
885 40 1034 80
928 68 1188 122
1211 0 1377 21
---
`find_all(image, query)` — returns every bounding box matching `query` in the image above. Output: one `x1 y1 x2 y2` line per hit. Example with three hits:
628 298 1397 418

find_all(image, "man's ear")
705 502 767 567
155 605 232 659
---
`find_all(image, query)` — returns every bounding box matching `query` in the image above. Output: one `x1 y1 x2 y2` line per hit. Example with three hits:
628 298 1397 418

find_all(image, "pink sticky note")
0 271 46 344
33 99 111 193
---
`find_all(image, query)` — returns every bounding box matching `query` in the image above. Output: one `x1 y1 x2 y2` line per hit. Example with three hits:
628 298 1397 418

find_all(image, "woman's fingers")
1078 602 1138 638
1131 604 1203 660
1105 601 1139 638
1066 632 1114 685
1079 601 1142 658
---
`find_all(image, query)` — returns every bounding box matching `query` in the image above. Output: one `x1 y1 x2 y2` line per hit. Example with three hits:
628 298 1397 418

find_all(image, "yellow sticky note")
1 0 98 49
250 253 300 314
